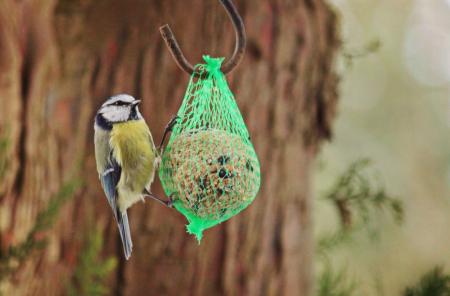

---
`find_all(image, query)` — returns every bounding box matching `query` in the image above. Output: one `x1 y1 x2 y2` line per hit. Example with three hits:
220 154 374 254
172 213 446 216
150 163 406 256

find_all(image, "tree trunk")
0 0 338 295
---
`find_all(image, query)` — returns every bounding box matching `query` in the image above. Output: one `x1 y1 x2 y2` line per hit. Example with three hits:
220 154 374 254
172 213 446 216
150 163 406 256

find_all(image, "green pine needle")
0 131 11 180
0 178 82 282
316 159 405 295
67 227 117 296
404 267 450 296
324 158 404 230
318 265 357 296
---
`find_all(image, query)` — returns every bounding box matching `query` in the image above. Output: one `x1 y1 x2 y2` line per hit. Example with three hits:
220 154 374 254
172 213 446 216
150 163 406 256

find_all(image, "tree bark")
0 0 338 295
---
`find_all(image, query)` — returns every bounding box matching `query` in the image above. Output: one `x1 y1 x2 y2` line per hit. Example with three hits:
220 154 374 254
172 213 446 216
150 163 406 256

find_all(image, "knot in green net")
159 55 261 241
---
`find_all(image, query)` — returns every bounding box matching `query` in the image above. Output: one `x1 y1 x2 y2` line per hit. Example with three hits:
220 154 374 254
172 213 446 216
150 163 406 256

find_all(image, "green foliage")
403 267 450 296
0 179 82 282
67 227 117 296
318 265 357 296
317 229 352 258
316 159 404 295
0 131 11 181
324 158 403 230
342 39 381 68
317 159 403 257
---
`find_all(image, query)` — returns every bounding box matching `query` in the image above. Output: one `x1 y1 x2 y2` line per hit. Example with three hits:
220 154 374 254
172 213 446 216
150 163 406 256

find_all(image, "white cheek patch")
101 106 130 122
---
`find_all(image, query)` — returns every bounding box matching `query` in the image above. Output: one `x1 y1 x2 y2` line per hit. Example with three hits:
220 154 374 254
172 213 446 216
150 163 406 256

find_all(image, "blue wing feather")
100 156 121 214
100 152 133 260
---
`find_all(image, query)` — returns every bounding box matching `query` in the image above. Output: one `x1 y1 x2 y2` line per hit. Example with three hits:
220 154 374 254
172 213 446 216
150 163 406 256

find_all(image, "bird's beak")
132 100 141 106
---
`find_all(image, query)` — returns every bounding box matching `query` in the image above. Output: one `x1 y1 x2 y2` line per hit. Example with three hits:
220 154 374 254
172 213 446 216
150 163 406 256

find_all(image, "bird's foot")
166 194 174 208
143 189 174 208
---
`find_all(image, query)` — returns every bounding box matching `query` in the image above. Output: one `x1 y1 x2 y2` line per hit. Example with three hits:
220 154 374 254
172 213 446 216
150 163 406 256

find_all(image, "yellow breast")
110 120 156 194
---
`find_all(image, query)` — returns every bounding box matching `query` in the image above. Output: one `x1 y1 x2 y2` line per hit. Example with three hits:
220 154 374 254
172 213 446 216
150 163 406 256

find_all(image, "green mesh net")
159 55 261 241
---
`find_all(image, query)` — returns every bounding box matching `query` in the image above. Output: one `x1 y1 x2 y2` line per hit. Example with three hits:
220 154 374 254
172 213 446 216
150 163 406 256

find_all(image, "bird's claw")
143 190 174 209
166 194 175 208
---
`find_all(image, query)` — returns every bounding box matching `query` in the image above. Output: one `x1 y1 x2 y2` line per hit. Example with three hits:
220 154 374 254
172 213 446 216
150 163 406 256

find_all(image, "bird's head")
98 94 142 123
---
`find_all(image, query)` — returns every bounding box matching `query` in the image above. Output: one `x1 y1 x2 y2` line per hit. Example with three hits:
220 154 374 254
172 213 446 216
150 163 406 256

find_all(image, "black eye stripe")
108 101 129 106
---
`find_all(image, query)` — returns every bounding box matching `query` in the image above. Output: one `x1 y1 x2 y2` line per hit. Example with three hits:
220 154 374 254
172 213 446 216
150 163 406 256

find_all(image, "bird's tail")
117 210 133 260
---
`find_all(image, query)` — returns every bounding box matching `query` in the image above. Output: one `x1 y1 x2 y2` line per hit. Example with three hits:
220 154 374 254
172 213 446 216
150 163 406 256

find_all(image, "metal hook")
159 0 246 75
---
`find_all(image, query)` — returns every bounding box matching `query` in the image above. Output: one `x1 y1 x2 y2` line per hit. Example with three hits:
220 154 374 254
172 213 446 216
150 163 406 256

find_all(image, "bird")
94 94 173 260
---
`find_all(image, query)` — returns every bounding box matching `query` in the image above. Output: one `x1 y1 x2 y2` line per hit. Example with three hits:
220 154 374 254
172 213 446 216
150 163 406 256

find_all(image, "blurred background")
0 0 449 295
315 0 450 295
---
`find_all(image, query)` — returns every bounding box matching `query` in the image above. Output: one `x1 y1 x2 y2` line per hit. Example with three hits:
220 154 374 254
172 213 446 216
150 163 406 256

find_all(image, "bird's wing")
100 151 133 260
100 152 121 214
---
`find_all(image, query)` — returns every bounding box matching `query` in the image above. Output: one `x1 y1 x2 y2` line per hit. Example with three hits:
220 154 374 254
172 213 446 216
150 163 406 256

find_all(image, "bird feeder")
159 0 260 241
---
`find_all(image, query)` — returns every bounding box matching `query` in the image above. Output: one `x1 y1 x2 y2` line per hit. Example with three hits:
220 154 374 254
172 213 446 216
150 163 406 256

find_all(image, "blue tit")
94 94 166 260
